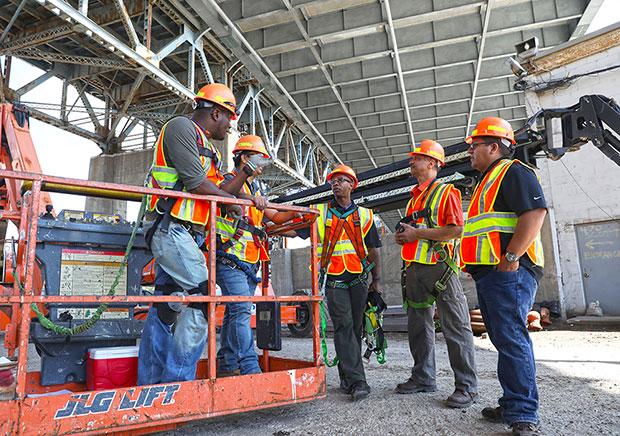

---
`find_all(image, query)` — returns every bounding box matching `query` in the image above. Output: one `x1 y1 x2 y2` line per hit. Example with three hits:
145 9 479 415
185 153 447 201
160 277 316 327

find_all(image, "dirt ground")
167 328 620 436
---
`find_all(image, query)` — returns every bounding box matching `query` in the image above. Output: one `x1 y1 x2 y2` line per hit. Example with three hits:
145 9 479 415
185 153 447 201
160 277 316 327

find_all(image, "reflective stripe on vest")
147 119 223 226
216 175 267 264
460 159 544 266
400 182 455 264
316 203 373 275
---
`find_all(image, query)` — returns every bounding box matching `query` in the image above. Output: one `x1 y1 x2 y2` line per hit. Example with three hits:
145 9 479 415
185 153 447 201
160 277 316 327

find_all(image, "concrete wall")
524 39 620 317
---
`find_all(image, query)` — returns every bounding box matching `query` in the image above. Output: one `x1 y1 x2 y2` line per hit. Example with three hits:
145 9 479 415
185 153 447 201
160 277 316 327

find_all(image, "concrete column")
86 149 152 218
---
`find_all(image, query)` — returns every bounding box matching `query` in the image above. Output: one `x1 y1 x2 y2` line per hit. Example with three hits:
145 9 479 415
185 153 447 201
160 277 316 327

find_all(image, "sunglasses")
329 177 352 185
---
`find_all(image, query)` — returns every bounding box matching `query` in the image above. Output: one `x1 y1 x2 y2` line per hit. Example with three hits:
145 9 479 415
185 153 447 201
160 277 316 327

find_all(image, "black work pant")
326 280 368 387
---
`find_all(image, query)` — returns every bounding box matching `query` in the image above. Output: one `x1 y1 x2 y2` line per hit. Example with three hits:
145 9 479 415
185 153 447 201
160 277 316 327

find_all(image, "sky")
1 1 619 222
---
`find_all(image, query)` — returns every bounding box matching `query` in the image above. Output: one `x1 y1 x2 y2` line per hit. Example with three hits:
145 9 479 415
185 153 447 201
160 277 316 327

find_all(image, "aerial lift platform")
0 103 325 435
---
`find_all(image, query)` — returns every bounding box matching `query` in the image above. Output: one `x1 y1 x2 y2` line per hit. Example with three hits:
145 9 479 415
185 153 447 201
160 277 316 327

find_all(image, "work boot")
481 406 504 423
349 381 371 401
339 379 351 394
445 389 477 408
216 369 240 378
511 422 540 435
395 379 437 394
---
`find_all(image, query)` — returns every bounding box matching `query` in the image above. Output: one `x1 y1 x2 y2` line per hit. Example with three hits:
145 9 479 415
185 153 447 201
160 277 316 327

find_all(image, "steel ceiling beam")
306 83 522 113
112 0 141 49
331 114 527 149
313 90 523 126
289 37 565 96
0 0 27 45
255 1 527 57
39 0 195 101
310 74 517 125
383 0 415 147
28 106 103 145
3 47 134 69
466 0 493 134
189 0 344 167
281 0 377 168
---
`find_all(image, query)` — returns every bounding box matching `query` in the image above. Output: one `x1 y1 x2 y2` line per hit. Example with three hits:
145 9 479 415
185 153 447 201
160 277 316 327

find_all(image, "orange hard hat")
233 135 270 158
409 139 446 166
194 83 237 120
466 116 516 145
327 164 358 189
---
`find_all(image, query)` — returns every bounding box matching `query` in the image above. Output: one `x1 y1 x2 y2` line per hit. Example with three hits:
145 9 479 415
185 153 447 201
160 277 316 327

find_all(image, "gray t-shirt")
162 116 211 191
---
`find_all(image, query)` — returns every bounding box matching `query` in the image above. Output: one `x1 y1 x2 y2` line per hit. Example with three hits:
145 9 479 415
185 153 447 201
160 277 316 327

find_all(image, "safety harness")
400 183 461 310
216 215 269 258
144 131 219 247
318 204 387 366
215 177 270 283
318 206 375 287
363 291 388 364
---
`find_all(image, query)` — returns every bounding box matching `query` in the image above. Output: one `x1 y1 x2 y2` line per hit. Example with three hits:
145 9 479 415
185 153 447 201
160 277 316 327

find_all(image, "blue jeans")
137 222 208 385
475 268 539 425
216 261 261 375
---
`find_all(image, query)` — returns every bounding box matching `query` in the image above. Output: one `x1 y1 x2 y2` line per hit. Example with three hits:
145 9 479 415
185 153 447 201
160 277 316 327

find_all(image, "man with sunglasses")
139 83 265 385
394 140 478 408
461 117 547 436
298 165 382 401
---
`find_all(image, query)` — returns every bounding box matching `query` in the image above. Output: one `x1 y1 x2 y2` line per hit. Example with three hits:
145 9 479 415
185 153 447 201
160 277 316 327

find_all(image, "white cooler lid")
88 345 139 359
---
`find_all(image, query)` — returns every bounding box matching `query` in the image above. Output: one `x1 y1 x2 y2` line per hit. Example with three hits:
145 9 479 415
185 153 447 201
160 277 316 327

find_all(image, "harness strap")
215 250 261 284
245 215 270 261
319 208 347 270
145 179 184 247
217 217 268 258
319 301 339 367
341 208 368 264
192 120 219 169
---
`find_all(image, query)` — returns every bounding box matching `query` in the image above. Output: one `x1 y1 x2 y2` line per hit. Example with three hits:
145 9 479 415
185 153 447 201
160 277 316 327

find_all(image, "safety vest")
316 203 374 276
147 119 223 226
401 181 457 264
215 173 268 264
460 159 544 266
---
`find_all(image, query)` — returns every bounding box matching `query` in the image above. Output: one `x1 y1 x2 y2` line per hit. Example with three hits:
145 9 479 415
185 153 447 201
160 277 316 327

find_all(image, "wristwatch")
505 251 520 263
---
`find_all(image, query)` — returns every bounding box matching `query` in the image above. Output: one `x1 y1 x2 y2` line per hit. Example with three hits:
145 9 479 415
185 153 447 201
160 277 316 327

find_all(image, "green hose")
22 196 147 336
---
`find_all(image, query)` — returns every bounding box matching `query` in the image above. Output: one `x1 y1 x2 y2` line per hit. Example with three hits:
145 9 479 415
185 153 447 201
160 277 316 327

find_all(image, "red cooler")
86 346 138 391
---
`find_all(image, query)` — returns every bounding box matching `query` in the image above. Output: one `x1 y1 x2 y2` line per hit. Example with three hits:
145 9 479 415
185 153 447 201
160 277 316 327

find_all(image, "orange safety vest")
316 203 374 276
216 172 269 264
460 159 544 266
401 181 458 264
147 119 223 226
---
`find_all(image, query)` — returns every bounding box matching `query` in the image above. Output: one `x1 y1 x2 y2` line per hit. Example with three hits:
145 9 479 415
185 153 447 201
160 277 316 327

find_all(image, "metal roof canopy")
205 0 594 171
0 0 598 199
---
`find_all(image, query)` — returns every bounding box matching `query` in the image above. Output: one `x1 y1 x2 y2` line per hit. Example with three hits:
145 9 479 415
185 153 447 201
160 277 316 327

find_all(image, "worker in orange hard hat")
409 139 446 166
294 164 383 400
139 83 266 386
461 116 547 433
214 135 299 376
394 139 478 408
326 164 360 189
194 82 238 120
466 117 516 172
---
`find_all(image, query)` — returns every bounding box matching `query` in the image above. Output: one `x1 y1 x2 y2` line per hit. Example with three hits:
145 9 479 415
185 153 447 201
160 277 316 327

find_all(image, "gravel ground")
166 328 620 436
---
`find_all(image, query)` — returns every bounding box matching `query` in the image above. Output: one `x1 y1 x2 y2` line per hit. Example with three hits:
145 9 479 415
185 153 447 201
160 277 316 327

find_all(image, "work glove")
243 154 273 176
223 204 243 220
